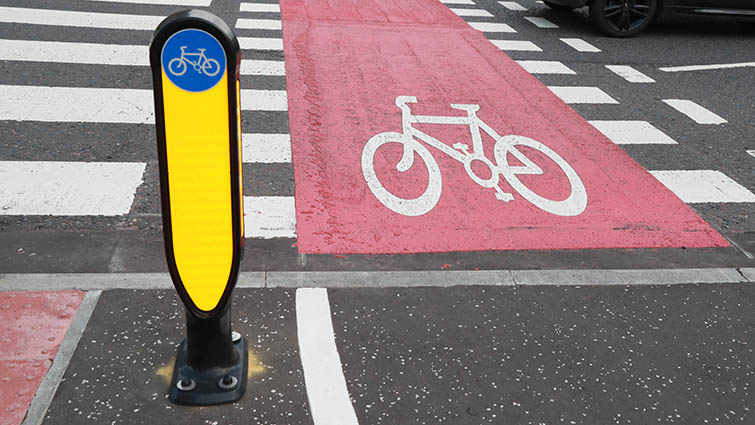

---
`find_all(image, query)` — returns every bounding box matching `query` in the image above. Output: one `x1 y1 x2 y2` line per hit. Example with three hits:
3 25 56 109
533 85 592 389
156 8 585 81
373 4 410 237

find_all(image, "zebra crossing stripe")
516 60 575 75
548 86 619 104
241 60 286 75
468 22 516 32
238 37 284 50
0 6 163 30
589 121 677 145
650 170 755 203
0 39 148 66
240 3 281 12
490 40 541 51
450 8 494 17
662 99 727 125
235 19 282 30
243 196 296 238
0 161 146 216
86 0 210 4
242 134 292 163
0 86 287 123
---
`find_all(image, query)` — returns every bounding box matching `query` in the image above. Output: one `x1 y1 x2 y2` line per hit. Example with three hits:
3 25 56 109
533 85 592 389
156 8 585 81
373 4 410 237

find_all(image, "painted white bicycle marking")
361 96 587 217
167 45 221 77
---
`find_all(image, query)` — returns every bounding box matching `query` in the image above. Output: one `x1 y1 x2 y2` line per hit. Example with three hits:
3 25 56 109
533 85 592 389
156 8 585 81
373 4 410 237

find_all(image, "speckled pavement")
37 282 755 425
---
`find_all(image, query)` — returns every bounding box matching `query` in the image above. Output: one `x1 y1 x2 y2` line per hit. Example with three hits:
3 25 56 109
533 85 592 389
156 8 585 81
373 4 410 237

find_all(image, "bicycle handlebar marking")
362 96 588 217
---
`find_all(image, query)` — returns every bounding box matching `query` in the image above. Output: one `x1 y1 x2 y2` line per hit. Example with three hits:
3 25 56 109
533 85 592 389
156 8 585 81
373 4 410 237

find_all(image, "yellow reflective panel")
162 70 232 312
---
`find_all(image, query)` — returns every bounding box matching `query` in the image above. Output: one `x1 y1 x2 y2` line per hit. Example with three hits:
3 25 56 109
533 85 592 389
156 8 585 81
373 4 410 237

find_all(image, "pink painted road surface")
280 0 727 254
0 291 84 425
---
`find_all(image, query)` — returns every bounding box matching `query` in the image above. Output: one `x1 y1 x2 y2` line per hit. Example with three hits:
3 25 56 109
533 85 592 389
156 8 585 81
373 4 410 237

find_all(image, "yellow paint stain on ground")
155 348 267 383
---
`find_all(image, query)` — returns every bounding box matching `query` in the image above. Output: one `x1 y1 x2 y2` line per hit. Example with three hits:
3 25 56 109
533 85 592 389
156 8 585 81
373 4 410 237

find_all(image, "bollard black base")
168 336 248 406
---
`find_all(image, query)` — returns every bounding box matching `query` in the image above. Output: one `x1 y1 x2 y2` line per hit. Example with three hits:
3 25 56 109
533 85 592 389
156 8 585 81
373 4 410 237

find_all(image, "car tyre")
543 0 575 11
589 0 657 37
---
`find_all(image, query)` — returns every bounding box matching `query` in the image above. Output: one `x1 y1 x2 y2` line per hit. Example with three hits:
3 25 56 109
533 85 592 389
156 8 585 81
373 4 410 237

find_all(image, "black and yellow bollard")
149 10 247 405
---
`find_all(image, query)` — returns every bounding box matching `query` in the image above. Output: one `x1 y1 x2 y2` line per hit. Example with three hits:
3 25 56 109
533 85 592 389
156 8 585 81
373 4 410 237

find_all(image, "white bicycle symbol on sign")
361 96 587 217
167 46 221 77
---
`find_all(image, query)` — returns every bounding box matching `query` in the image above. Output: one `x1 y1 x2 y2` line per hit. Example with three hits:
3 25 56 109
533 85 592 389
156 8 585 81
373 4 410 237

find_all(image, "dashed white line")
589 121 677 145
662 99 727 125
490 40 541 51
650 170 755 203
296 288 360 425
451 8 494 17
469 22 517 32
499 1 527 11
659 62 755 72
524 16 558 28
0 6 162 30
235 18 282 30
244 196 296 238
606 65 655 83
517 60 575 74
240 2 281 12
238 37 284 50
242 133 291 163
548 86 619 104
0 161 146 215
561 38 600 52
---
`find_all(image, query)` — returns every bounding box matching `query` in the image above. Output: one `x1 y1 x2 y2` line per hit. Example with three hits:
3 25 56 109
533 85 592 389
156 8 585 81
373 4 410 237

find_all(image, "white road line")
241 59 286 75
490 40 541 51
451 8 494 17
243 196 296 238
0 86 287 123
242 133 291 163
0 39 148 66
605 65 655 83
560 37 600 52
440 0 475 4
469 22 517 32
659 62 755 72
296 288 359 425
747 150 755 159
524 16 558 28
650 170 755 203
517 60 575 74
240 3 281 12
238 37 283 50
548 86 619 104
589 121 677 145
0 161 146 216
662 99 727 125
499 1 527 11
0 6 163 30
235 19 282 30
85 0 209 4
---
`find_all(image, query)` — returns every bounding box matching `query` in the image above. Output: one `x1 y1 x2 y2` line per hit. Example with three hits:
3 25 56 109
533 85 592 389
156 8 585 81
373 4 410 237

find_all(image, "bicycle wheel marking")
161 29 226 93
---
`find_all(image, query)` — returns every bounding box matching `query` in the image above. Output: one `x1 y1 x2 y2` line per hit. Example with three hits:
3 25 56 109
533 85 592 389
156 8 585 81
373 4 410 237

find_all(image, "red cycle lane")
280 0 727 254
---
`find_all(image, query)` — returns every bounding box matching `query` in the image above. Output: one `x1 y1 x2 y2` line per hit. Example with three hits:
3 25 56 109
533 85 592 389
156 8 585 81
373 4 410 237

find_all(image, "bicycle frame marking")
168 46 221 77
362 96 587 217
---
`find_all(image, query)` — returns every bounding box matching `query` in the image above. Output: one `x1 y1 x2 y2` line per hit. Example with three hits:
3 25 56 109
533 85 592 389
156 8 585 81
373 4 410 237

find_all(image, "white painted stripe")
440 0 475 4
0 6 163 30
240 3 281 12
243 196 296 238
242 133 291 163
747 150 755 159
650 170 755 203
490 40 541 51
659 62 755 73
0 39 148 66
241 59 286 75
235 18 282 30
560 37 600 52
86 0 209 4
450 8 494 17
548 86 619 104
517 60 575 74
0 86 286 123
606 65 655 83
238 37 283 50
242 89 288 111
524 16 558 28
0 86 154 123
469 22 517 32
296 288 360 425
0 161 145 216
499 1 527 11
662 99 727 125
589 121 677 145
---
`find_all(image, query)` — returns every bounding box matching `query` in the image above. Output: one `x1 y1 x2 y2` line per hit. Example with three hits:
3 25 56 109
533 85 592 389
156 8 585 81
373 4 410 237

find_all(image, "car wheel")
589 0 657 37
543 0 575 11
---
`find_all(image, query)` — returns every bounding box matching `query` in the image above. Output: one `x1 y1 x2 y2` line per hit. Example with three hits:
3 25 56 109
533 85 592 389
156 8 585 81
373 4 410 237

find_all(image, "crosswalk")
1 0 753 251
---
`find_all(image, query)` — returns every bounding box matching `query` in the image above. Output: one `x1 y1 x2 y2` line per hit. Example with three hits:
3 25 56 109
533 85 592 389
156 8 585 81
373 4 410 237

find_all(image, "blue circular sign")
161 29 226 92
